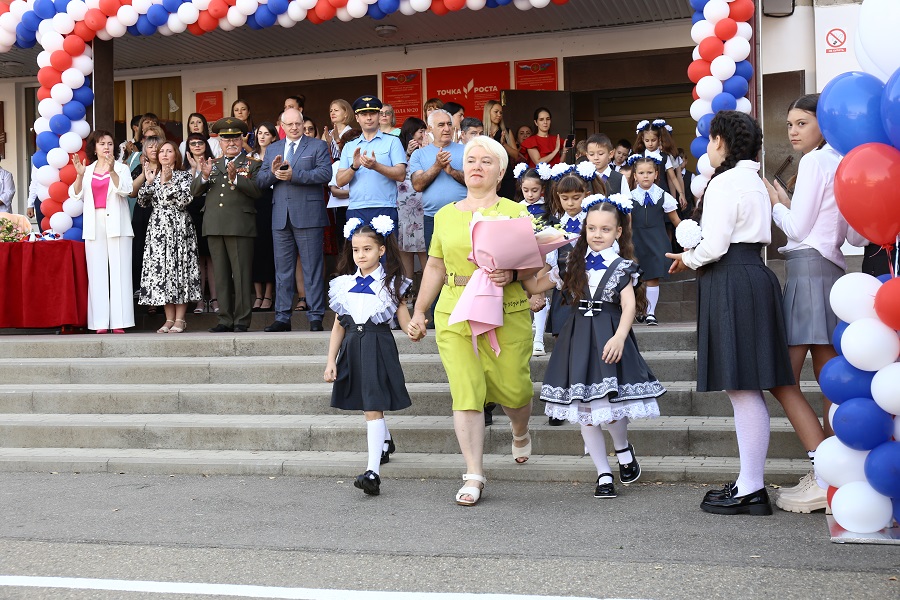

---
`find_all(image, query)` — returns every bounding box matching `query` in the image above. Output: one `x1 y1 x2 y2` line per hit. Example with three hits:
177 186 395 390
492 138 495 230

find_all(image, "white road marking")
0 576 631 600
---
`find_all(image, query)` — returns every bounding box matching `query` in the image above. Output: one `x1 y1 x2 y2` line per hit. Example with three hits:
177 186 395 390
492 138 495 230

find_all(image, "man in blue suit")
257 108 332 332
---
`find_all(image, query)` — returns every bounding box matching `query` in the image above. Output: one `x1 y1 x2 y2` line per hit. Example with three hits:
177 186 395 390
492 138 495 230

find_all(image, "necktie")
601 174 608 182
585 253 607 271
286 141 296 164
564 218 581 234
349 275 375 295
644 191 654 207
527 204 544 216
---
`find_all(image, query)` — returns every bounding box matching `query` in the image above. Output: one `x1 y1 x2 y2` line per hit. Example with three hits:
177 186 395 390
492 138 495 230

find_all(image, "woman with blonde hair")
483 99 519 199
322 98 353 160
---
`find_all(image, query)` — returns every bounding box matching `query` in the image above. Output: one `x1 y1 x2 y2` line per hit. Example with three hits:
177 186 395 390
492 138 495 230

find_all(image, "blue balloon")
734 60 753 82
162 0 182 13
690 136 709 159
15 23 37 43
255 5 277 27
864 441 900 499
819 355 877 405
691 11 705 25
711 92 737 113
21 11 42 31
485 0 498 7
881 67 900 151
62 227 84 241
33 0 58 19
32 151 49 169
819 71 891 155
723 76 749 99
496 0 512 4
245 14 261 30
49 114 72 135
72 85 94 107
268 0 289 15
63 100 86 121
697 114 714 138
54 0 71 13
72 215 83 229
877 274 893 284
36 131 60 151
136 14 157 35
14 35 37 50
146 5 169 27
833 398 894 451
127 24 141 37
831 320 849 355
367 3 386 19
378 0 400 13
689 0 709 10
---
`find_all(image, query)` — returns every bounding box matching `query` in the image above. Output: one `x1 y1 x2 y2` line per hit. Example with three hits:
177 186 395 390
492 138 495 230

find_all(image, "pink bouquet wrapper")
448 216 574 356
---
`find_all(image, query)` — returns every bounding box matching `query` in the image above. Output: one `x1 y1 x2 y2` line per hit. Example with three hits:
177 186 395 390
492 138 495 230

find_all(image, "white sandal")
512 428 532 464
455 473 486 506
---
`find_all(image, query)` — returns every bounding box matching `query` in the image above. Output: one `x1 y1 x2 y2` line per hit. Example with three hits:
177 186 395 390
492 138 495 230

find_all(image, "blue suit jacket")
257 135 332 229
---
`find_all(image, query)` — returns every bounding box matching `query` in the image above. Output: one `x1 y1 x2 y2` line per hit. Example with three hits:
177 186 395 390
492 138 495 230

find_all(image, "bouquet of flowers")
448 209 575 356
0 214 30 243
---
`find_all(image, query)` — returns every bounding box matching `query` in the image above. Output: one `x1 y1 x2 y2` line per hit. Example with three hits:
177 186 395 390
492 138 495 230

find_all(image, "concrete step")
0 447 809 485
0 414 810 459
0 382 824 418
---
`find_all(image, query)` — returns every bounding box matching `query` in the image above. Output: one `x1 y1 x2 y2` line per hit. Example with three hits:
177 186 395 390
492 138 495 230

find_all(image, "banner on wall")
514 58 558 91
381 70 423 126
195 91 224 126
426 62 511 117
814 4 862 92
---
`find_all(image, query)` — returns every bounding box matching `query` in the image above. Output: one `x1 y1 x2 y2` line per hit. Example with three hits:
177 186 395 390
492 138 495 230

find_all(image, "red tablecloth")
0 240 88 328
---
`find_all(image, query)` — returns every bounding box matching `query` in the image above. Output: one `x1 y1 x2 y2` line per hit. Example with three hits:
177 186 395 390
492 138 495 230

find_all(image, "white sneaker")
775 473 828 513
776 471 814 498
532 341 545 356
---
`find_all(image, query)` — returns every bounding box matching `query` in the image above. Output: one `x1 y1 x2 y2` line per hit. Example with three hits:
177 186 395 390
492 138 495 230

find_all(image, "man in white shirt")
0 162 15 214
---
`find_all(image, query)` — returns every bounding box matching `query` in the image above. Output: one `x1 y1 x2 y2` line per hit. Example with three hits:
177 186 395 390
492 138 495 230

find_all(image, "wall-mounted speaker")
763 0 795 18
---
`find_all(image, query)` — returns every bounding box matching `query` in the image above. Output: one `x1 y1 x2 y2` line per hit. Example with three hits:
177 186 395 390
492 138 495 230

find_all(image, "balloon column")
0 0 569 237
686 0 755 199
813 0 900 536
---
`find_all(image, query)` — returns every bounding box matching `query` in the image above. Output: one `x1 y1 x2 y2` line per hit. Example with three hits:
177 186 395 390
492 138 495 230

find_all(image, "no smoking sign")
826 28 847 54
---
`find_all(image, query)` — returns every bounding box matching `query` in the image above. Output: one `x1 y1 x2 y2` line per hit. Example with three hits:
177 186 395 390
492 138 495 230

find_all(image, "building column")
91 38 114 134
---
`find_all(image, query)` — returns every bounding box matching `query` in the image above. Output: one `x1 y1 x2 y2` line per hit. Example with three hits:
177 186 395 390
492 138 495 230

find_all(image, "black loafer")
309 320 324 332
703 482 736 502
354 470 381 496
264 320 291 332
208 324 233 333
380 439 395 465
701 485 772 515
594 474 617 498
234 325 249 332
615 443 641 484
548 417 565 426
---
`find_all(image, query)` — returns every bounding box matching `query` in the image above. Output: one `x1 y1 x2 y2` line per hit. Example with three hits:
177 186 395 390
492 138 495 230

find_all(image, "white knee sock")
580 424 611 476
366 419 386 475
604 418 632 463
727 390 770 495
533 303 549 342
383 421 392 453
646 286 660 316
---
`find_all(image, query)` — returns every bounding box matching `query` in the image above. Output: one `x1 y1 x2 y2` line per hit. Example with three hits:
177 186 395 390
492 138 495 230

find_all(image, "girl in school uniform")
515 165 553 357
632 119 686 206
525 196 664 499
324 216 419 496
667 111 794 516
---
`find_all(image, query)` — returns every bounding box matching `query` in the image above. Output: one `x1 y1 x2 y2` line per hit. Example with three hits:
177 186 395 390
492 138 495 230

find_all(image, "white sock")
809 450 827 489
727 390 770 496
646 286 660 316
533 303 549 343
366 419 386 475
580 424 611 476
604 418 632 463
383 422 392 453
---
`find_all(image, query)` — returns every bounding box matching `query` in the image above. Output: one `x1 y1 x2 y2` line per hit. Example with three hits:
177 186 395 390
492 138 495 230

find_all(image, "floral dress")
397 165 425 253
137 170 201 306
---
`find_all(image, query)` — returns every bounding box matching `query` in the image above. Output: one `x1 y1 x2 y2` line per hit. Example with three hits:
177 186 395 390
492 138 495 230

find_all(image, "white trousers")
85 210 135 330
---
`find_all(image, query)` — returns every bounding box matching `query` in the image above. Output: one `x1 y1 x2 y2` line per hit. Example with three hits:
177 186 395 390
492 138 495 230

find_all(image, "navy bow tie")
564 218 581 234
644 191 654 207
601 174 608 182
349 275 376 295
526 203 544 216
585 253 607 271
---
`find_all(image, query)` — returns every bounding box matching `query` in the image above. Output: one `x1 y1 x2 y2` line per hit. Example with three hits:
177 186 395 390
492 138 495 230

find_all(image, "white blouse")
632 184 677 213
328 265 411 325
682 160 772 270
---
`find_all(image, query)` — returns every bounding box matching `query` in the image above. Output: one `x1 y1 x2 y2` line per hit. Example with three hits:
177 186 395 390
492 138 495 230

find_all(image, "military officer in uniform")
191 117 262 332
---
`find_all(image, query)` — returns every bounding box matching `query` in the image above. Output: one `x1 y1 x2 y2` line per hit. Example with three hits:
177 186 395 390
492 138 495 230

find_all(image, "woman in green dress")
408 136 539 506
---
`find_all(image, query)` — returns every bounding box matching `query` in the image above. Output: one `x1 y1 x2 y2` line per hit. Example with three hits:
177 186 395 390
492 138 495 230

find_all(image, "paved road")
0 473 896 599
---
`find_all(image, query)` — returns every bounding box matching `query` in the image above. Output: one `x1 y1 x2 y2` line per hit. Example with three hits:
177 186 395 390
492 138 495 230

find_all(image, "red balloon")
98 0 120 17
37 67 63 88
314 0 336 20
834 143 900 246
84 8 107 31
874 278 900 330
49 50 72 71
687 59 712 84
445 0 466 10
59 164 77 185
197 10 218 31
328 0 347 7
715 17 738 41
698 37 724 62
187 22 205 36
0 2 8 14
49 182 68 203
551 0 569 4
63 34 86 56
729 0 754 22
36 86 52 101
40 216 52 231
826 485 838 509
306 9 322 23
207 0 228 19
692 86 699 101
76 150 87 164
73 21 97 42
431 0 448 16
41 200 63 217
224 0 237 6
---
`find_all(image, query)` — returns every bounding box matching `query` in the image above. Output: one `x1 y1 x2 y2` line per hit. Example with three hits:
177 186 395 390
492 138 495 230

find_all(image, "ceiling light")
375 25 398 39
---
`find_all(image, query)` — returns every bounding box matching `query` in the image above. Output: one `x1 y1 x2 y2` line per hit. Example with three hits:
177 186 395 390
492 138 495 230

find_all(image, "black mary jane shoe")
594 474 617 499
380 439 396 465
615 443 641 485
700 485 772 516
703 482 736 502
354 470 381 496
548 417 565 426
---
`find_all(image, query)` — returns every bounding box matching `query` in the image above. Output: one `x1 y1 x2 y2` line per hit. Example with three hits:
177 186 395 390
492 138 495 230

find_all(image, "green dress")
430 198 534 412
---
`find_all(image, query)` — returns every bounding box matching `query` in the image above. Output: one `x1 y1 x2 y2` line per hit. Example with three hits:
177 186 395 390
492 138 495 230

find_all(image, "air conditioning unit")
763 0 795 17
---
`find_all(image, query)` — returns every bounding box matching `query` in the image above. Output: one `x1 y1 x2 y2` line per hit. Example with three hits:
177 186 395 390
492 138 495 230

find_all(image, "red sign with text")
381 69 423 126
426 62 510 117
195 91 224 125
514 58 558 91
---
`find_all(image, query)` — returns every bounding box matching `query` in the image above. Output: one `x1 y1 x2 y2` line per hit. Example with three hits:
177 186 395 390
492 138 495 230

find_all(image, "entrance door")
500 90 572 139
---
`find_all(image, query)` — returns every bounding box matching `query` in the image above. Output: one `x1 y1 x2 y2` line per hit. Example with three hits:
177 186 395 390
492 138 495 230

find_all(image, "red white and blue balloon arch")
0 0 569 234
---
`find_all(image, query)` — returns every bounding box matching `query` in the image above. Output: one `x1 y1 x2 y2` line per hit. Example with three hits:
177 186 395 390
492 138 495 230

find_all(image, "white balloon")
872 363 900 416
854 33 890 84
167 13 188 33
95 29 112 41
295 0 317 9
0 28 15 48
696 75 723 101
50 83 74 105
689 98 712 122
38 98 63 118
35 165 61 187
467 0 487 9
118 5 140 26
193 0 211 10
63 198 85 218
858 0 900 81
218 17 236 31
703 0 729 24
736 21 752 41
236 0 258 16
346 0 368 18
59 131 84 153
72 55 93 76
38 19 56 38
697 153 714 177
841 318 900 372
275 12 294 27
132 0 153 13
177 3 200 24
287 2 307 20
49 211 73 233
51 13 76 35
690 173 709 198
157 24 173 36
227 6 247 27
85 0 101 9
815 436 869 488
0 13 17 35
34 117 51 134
724 36 751 62
62 68 85 90
409 0 431 10
530 0 551 8
828 402 838 429
513 0 532 9
710 55 736 81
692 46 702 61
67 1 89 21
830 273 882 323
104 16 127 38
81 45 92 59
832 481 894 534
71 119 92 139
9 0 28 18
36 51 52 69
335 6 352 20
35 184 50 202
736 96 752 114
690 20 715 45
47 147 71 170
399 0 415 15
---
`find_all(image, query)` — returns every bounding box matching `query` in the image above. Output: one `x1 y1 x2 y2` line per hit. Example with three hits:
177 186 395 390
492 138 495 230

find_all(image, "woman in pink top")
70 130 135 333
